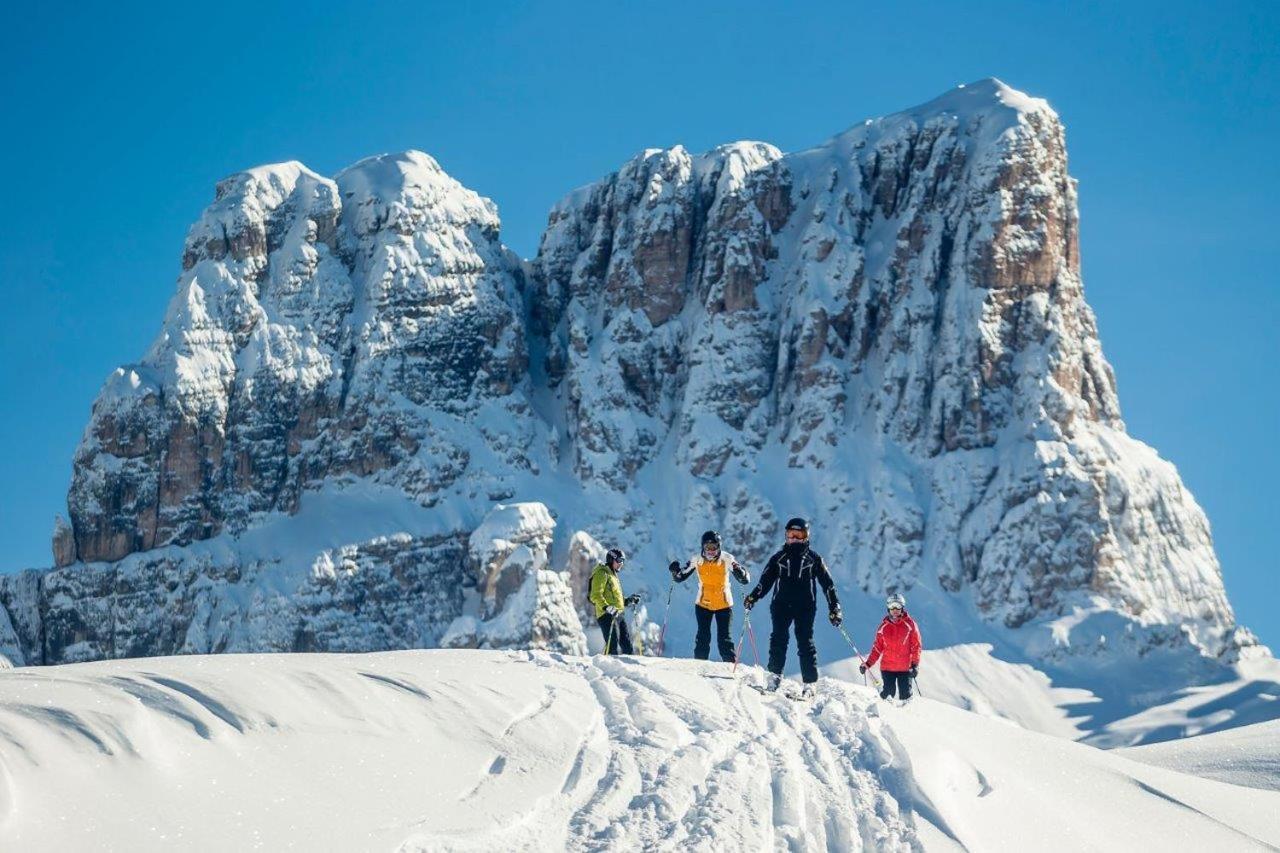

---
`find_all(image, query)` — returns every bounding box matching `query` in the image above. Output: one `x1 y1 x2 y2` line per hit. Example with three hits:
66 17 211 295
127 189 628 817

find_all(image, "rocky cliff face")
531 80 1235 652
0 80 1254 684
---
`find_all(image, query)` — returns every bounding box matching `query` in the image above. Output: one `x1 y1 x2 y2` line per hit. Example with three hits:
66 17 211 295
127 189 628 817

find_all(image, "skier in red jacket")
859 593 922 701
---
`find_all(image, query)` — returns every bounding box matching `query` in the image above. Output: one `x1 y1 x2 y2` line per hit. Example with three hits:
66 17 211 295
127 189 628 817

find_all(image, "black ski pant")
694 605 736 662
767 602 819 684
881 670 913 700
597 613 634 655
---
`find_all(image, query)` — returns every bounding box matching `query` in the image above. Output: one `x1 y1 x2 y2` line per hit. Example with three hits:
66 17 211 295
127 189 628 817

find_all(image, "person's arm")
669 558 696 582
865 626 884 668
910 620 922 666
607 574 625 612
814 554 840 611
730 555 751 585
588 568 608 612
745 553 780 606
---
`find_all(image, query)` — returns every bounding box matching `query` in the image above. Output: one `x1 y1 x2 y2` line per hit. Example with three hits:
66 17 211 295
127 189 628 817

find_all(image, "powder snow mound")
1 650 1278 852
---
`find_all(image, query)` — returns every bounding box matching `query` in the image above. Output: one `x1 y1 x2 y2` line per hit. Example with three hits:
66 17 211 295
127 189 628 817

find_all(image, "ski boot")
800 683 816 701
766 672 782 692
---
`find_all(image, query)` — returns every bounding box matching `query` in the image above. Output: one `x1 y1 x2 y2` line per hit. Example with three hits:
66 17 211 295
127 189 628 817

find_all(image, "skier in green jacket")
589 548 640 654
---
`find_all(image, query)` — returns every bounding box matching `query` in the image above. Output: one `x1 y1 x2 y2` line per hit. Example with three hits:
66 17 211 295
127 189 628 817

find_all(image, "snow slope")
827 643 1095 741
1119 719 1280 793
828 643 1280 749
2 650 1277 852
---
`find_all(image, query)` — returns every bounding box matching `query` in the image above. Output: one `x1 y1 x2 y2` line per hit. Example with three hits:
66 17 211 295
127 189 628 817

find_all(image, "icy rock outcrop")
0 531 470 663
1 79 1250 677
565 530 606 620
442 503 587 654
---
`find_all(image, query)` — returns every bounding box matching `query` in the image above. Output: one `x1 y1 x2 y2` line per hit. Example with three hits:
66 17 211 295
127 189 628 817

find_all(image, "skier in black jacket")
744 517 842 698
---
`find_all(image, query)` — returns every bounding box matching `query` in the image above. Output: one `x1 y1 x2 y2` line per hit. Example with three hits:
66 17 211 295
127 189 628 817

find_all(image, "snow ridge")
2 651 1278 851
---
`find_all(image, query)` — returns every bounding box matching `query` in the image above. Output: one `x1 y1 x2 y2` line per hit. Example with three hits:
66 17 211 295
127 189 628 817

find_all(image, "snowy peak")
183 160 339 271
805 78 1060 182
56 146 530 569
335 149 501 241
900 76 1056 123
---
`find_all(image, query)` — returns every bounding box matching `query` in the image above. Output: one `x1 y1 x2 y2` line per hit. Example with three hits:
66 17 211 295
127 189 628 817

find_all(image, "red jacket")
865 612 922 671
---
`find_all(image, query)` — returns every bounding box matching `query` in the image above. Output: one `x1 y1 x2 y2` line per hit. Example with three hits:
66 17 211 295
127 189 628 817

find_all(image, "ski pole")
657 577 676 656
837 625 881 689
746 618 762 667
605 608 619 655
732 612 753 675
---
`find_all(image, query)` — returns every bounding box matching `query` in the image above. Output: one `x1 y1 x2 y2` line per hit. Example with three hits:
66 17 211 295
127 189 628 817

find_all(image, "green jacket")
588 563 625 618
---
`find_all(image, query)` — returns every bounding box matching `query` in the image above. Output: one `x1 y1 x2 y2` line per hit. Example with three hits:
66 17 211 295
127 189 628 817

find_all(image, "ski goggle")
702 544 720 557
887 605 903 612
785 529 808 542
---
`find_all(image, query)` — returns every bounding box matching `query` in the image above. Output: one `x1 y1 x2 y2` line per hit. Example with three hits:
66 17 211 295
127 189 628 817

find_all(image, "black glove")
743 591 759 611
731 561 751 584
858 663 867 675
828 605 843 627
909 664 919 678
668 560 681 577
624 593 641 606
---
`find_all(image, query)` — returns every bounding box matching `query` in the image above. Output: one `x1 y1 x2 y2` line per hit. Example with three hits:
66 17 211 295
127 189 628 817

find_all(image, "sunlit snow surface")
2 650 1277 852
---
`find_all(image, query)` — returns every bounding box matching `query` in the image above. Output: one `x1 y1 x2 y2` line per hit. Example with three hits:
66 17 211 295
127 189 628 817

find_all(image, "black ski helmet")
701 530 722 548
784 517 810 534
606 547 626 567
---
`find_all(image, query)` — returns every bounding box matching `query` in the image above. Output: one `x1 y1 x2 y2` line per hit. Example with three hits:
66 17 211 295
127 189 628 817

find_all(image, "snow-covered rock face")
63 152 532 567
0 81 1253 702
530 78 1235 649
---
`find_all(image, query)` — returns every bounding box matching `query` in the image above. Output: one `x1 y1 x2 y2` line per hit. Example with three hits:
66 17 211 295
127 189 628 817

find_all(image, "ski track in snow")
1 650 1279 852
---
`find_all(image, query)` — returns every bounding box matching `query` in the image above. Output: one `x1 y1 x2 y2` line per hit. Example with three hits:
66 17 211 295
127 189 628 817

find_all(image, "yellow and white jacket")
674 553 751 612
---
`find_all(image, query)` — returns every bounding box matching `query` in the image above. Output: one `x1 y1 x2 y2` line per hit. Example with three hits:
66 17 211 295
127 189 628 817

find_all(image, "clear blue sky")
1 1 1276 644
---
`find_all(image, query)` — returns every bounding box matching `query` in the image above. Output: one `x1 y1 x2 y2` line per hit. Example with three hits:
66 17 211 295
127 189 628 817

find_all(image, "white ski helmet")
885 593 906 610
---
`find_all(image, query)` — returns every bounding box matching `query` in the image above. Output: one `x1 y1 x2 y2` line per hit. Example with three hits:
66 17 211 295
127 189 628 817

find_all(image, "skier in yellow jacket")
589 548 640 654
668 531 751 662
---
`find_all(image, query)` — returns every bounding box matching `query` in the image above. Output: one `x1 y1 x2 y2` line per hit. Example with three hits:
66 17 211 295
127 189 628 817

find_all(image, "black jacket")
749 543 840 611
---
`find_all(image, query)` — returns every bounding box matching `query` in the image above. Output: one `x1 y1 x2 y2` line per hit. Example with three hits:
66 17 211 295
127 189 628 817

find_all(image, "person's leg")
616 616 634 655
597 615 617 655
900 670 913 701
693 606 713 660
794 606 819 684
879 670 895 699
714 608 736 662
767 604 792 677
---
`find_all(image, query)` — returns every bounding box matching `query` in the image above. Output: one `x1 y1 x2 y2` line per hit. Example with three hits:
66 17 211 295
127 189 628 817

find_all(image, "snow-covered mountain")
2 650 1278 851
0 78 1271 744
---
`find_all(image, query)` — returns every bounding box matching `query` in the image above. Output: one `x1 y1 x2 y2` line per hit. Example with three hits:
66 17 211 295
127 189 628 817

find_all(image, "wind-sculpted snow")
1 651 1278 851
0 79 1267 744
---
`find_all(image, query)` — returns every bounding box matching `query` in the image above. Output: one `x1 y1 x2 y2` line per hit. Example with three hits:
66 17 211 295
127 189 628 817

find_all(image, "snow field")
1 650 1277 851
1119 719 1280 792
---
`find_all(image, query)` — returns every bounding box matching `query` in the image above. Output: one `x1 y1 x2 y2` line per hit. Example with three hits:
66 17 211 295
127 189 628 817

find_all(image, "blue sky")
1 1 1276 644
